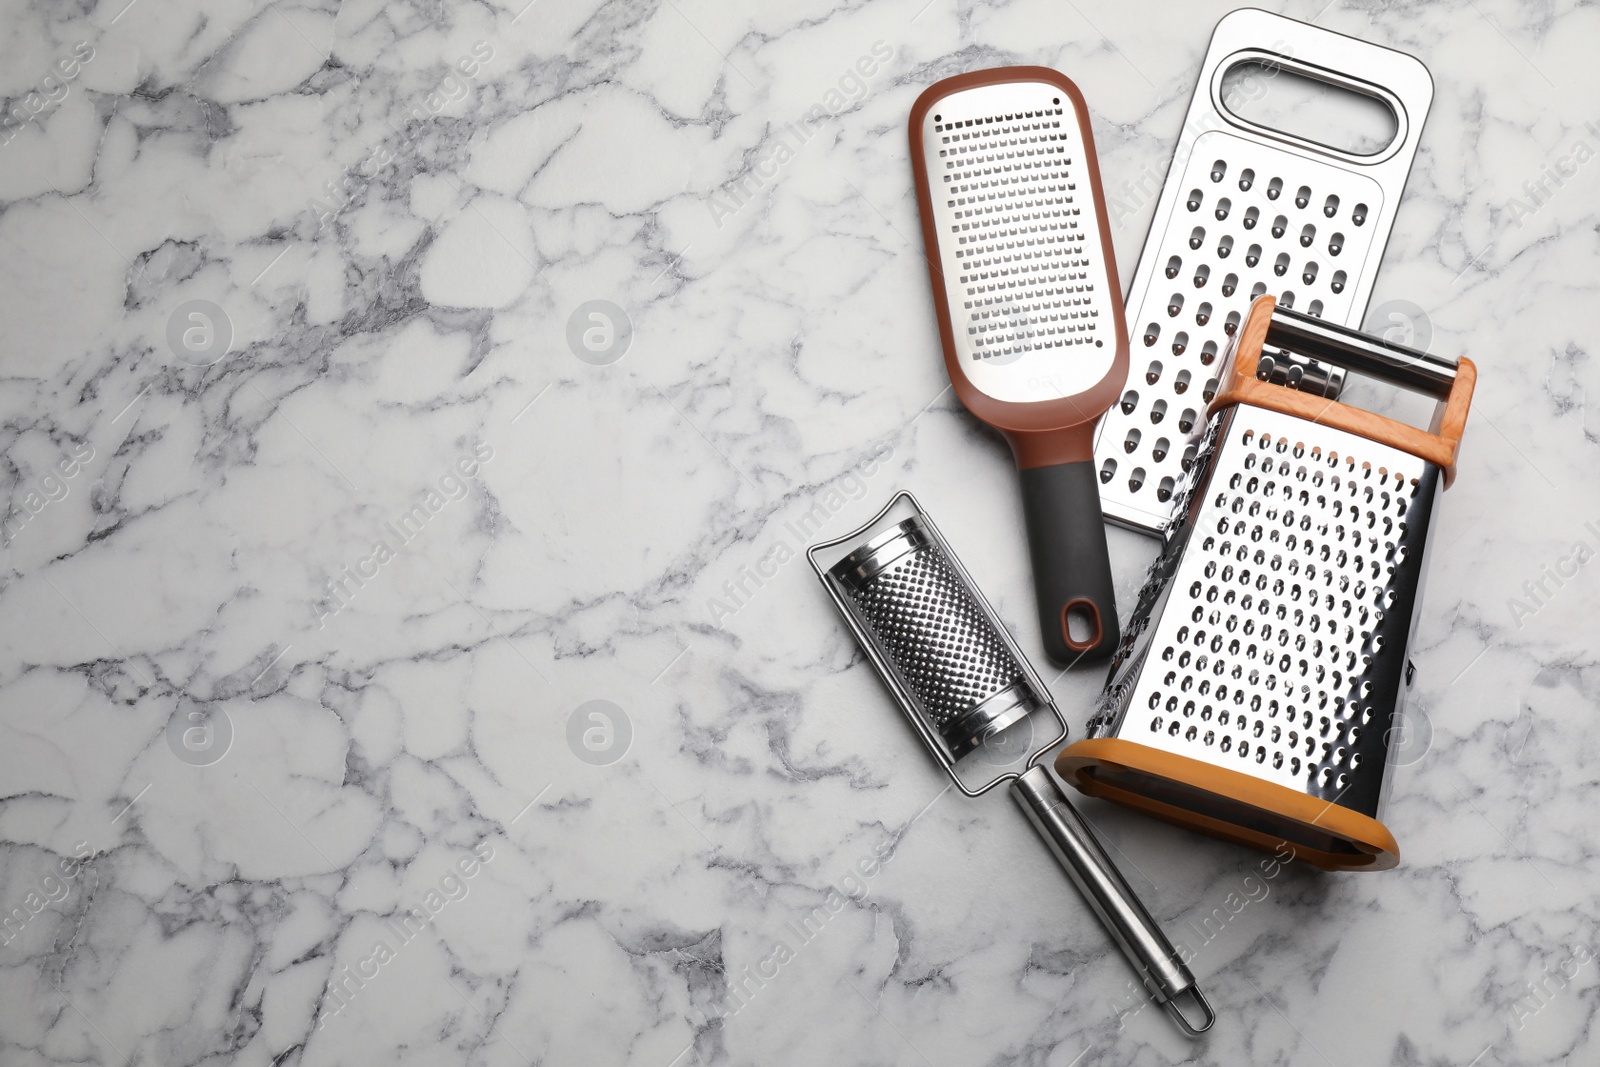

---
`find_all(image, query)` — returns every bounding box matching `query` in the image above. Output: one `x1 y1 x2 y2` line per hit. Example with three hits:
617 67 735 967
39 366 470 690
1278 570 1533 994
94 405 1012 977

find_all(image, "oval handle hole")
1218 60 1398 156
1062 600 1102 650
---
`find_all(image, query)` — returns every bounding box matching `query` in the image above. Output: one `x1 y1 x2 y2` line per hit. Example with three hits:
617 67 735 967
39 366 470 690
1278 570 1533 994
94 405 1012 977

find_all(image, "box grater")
1095 9 1434 533
808 492 1213 1034
1058 296 1476 871
908 67 1130 664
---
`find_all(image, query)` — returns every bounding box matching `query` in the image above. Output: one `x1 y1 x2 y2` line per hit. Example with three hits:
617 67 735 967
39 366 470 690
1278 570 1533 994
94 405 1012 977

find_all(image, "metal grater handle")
1267 305 1457 399
1010 767 1214 1035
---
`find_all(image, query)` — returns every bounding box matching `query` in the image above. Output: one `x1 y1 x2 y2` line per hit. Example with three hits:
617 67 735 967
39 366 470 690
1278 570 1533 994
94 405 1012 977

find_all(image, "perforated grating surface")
1094 405 1434 806
847 547 1025 729
920 79 1119 405
938 106 1102 360
1096 131 1388 528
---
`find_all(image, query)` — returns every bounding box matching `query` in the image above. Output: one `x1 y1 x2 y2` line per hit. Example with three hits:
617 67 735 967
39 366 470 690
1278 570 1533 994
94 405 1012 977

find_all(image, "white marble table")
1 1 1597 1064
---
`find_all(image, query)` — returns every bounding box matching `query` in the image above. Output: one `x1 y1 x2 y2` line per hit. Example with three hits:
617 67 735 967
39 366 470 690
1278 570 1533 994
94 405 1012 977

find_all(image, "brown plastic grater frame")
908 66 1129 471
908 66 1132 663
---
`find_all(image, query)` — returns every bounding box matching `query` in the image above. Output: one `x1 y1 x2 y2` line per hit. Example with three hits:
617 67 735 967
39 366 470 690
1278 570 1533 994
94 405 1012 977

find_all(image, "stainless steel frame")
1094 9 1434 533
808 491 1214 1035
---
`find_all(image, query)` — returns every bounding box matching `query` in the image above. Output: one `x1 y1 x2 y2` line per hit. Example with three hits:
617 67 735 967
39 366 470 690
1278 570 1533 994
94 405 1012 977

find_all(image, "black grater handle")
1018 460 1120 664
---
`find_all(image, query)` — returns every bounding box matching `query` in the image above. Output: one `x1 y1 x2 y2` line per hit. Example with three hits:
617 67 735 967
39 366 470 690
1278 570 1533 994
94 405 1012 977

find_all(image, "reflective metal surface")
1011 766 1215 1035
827 513 1043 758
1093 8 1435 533
808 494 1066 789
1256 348 1346 398
1089 405 1440 819
807 493 1209 1033
1267 304 1458 398
920 80 1118 404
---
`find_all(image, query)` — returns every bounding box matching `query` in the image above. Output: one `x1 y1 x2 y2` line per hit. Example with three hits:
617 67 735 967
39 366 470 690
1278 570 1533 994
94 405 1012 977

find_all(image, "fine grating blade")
918 80 1120 405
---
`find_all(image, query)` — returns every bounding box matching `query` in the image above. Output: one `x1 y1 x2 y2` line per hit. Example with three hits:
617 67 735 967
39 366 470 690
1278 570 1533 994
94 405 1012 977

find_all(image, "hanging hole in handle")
1218 59 1400 156
1061 599 1103 651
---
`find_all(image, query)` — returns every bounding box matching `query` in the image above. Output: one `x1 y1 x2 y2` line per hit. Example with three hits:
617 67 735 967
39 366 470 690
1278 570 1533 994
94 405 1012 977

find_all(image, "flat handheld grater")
908 67 1131 665
1094 9 1434 534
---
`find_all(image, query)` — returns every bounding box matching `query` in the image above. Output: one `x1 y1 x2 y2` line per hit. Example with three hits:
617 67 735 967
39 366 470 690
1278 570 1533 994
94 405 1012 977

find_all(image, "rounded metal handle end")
1164 985 1216 1037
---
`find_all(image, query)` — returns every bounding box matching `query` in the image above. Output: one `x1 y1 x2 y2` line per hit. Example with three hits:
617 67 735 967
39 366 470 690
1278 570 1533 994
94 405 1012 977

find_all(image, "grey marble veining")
0 1 1597 1065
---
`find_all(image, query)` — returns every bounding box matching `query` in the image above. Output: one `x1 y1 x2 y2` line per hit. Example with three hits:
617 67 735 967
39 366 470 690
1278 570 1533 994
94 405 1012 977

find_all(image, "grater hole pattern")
848 546 1026 730
934 101 1104 360
1138 428 1417 790
1098 138 1385 525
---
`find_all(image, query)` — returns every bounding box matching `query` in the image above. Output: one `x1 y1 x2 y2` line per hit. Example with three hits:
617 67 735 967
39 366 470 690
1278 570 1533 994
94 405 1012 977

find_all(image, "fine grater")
1059 296 1476 871
1095 9 1434 534
808 492 1213 1035
908 67 1130 665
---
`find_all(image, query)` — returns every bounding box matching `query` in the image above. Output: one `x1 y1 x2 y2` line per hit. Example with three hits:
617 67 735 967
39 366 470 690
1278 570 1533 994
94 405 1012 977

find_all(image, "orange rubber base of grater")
1057 738 1399 871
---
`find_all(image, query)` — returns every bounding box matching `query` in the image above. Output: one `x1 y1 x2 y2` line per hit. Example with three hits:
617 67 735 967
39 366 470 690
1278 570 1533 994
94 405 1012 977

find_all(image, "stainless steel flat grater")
1060 296 1476 871
808 492 1213 1035
909 67 1130 665
1095 9 1434 533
